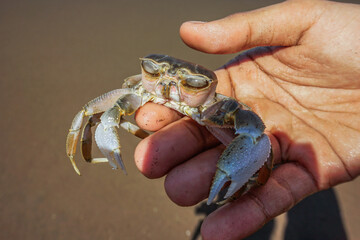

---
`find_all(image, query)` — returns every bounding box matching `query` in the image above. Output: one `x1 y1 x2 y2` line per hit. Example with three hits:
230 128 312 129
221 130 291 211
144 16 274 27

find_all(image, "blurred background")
0 0 359 239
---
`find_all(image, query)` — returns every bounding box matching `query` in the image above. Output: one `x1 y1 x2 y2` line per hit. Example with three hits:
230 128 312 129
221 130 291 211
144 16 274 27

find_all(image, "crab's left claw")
207 108 271 205
207 134 271 204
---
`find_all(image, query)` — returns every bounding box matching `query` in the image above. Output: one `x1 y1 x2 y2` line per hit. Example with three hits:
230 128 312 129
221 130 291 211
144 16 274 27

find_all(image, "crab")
66 54 273 204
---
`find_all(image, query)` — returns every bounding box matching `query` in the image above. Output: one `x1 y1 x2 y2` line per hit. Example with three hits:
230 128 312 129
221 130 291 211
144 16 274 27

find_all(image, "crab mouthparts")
155 80 180 101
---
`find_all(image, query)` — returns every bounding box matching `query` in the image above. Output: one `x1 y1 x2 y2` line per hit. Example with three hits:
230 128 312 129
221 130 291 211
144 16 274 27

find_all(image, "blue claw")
234 109 265 140
207 169 229 205
207 133 271 205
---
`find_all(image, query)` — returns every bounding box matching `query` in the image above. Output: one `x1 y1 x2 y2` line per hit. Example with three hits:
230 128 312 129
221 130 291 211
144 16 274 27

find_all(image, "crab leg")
66 110 85 175
120 118 149 139
81 113 101 162
122 74 142 88
66 89 132 175
80 114 110 164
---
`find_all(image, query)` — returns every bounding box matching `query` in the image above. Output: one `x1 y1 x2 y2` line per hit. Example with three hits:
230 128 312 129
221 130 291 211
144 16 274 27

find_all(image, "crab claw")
95 122 127 174
207 132 271 205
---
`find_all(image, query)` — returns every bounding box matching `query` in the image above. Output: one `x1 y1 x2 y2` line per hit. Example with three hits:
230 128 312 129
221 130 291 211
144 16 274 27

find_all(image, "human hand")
134 0 360 239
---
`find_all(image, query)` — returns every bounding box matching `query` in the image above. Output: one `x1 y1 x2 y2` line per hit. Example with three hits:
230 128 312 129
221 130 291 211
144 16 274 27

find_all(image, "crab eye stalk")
141 59 160 76
184 75 209 88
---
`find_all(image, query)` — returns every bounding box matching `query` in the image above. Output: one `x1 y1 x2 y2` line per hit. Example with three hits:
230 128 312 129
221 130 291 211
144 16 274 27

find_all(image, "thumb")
180 0 321 54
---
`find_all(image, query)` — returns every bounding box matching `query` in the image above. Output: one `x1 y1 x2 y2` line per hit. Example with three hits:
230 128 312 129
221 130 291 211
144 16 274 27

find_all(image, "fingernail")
188 21 207 24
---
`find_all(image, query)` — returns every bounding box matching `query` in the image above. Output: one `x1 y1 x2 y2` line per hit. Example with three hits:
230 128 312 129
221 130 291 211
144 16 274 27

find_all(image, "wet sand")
0 0 359 239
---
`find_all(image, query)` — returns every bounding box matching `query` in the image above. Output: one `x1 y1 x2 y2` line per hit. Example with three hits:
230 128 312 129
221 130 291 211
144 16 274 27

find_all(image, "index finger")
135 102 182 131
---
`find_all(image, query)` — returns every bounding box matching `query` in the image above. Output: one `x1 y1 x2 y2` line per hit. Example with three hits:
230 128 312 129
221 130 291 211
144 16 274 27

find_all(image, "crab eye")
185 75 208 88
141 60 160 76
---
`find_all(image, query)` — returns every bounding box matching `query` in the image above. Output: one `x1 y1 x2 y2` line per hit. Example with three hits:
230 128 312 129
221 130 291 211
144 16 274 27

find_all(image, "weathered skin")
66 54 273 204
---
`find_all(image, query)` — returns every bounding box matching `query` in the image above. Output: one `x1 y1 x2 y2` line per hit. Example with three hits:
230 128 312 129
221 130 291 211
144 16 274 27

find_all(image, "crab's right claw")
207 134 271 204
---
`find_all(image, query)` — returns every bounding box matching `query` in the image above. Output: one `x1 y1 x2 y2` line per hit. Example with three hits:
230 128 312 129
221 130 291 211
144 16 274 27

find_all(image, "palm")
219 44 360 191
